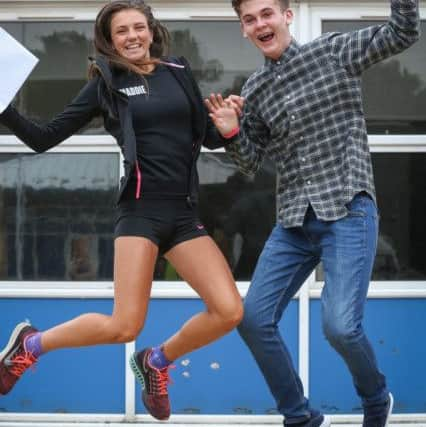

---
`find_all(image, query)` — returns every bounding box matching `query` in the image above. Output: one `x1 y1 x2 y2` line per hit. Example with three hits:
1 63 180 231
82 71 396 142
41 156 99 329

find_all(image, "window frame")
0 2 425 297
0 5 268 296
308 2 426 295
1 3 426 423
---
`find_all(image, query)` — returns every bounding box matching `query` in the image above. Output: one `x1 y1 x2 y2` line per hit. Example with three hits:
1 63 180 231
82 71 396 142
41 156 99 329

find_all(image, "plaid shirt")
226 0 420 228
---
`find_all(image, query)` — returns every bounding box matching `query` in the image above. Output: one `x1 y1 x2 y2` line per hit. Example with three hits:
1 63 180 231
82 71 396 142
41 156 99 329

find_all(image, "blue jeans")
238 193 388 423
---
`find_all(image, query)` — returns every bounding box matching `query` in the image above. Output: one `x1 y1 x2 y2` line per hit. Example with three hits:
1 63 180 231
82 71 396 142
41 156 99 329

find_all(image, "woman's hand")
205 93 243 138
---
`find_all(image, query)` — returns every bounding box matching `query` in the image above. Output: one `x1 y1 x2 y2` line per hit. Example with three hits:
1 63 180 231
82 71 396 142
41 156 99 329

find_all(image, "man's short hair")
231 0 290 17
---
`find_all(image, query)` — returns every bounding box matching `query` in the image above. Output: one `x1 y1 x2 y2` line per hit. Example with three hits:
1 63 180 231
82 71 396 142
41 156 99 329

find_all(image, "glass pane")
322 20 426 134
316 153 426 281
159 153 276 282
0 153 118 281
0 20 261 136
166 21 263 97
0 22 103 135
373 153 426 280
0 20 265 282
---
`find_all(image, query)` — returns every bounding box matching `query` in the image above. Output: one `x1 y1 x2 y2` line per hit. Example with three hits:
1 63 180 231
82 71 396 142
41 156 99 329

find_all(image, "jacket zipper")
93 60 142 201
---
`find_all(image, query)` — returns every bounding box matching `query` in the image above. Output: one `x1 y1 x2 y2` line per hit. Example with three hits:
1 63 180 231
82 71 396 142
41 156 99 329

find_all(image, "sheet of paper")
0 26 39 113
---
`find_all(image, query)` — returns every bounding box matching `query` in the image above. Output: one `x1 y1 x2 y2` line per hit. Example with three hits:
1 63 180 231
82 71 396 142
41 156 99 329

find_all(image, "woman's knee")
216 298 244 332
108 319 143 343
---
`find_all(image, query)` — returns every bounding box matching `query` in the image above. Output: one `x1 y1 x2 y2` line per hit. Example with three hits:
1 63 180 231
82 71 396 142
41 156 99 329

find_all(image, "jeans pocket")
346 196 366 217
345 192 378 218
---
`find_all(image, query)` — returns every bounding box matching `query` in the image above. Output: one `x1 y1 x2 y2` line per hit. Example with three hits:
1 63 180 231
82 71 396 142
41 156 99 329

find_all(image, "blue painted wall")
0 299 124 413
310 299 426 414
134 299 298 415
0 298 298 415
1 297 425 414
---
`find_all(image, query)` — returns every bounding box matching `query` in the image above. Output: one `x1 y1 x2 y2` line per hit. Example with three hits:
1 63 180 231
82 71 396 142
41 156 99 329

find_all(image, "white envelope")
0 27 39 113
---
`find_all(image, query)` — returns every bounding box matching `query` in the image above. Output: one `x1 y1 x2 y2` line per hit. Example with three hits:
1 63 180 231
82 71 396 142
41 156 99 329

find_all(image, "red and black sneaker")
0 322 38 395
129 348 172 420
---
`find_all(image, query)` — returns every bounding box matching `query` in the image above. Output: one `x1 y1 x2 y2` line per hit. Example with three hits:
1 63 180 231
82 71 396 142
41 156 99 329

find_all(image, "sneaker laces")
8 351 37 378
149 364 175 396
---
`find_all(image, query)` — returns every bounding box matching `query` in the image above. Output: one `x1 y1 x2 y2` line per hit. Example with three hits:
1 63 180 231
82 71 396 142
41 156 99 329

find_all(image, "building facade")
0 0 425 425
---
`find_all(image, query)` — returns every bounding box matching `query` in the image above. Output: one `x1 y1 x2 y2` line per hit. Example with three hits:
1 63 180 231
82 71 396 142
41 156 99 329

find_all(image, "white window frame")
0 2 425 300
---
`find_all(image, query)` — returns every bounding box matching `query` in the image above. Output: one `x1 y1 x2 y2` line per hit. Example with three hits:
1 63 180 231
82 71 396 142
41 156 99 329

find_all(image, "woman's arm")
0 77 101 153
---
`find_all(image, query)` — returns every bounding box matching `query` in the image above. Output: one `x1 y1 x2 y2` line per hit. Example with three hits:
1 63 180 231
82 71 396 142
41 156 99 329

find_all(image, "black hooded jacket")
0 56 229 204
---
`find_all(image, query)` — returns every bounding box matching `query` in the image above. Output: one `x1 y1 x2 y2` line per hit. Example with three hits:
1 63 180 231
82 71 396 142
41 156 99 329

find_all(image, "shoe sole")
129 352 146 390
384 393 394 427
0 322 31 361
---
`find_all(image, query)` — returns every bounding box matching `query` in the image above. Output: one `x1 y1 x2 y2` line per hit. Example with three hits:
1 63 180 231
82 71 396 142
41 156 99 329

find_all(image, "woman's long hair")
89 0 170 77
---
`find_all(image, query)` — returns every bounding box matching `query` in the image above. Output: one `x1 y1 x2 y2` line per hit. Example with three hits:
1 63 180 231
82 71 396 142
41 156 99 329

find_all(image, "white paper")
0 27 39 113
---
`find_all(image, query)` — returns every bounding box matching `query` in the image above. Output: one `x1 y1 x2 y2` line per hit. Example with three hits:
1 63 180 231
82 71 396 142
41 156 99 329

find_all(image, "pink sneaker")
0 322 38 395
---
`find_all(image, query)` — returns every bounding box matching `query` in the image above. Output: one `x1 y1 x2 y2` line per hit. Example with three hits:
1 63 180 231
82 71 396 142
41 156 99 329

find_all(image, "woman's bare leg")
162 236 243 361
40 237 158 352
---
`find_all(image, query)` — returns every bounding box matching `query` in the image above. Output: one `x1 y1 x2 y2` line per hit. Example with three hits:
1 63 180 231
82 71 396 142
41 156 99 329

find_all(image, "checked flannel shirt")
226 0 420 228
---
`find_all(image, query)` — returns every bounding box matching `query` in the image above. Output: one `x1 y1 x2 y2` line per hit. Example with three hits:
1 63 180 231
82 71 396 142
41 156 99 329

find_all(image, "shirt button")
307 180 311 185
291 115 296 120
277 61 281 65
300 136 304 141
301 157 306 162
286 95 291 100
278 75 282 79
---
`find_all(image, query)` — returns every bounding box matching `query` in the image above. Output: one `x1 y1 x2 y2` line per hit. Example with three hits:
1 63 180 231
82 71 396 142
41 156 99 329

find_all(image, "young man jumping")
206 0 420 426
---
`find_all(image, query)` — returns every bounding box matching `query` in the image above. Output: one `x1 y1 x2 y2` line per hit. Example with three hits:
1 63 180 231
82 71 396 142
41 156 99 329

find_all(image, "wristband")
223 126 240 139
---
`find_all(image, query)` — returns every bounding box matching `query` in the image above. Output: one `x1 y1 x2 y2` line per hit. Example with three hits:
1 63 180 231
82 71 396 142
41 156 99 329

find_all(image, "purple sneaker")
129 348 172 420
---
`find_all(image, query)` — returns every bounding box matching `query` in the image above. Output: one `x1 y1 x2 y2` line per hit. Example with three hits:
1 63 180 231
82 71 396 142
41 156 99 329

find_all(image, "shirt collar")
264 38 301 67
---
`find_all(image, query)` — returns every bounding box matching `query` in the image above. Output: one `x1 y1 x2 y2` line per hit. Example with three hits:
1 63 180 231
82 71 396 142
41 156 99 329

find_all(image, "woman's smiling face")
110 8 153 64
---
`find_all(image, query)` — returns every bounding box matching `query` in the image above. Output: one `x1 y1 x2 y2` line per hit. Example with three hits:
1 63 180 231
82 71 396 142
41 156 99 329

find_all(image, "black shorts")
115 198 208 254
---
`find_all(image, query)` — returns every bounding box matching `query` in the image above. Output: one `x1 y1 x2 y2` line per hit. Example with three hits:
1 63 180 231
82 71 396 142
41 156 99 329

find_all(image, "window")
314 17 426 281
0 22 102 135
0 20 262 135
372 153 426 280
0 19 272 283
166 21 262 97
199 155 275 281
0 153 118 281
322 20 426 134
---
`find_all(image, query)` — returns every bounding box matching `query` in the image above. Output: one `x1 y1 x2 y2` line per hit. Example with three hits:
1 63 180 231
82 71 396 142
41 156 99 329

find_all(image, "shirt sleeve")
225 102 269 176
0 76 102 153
330 0 420 76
